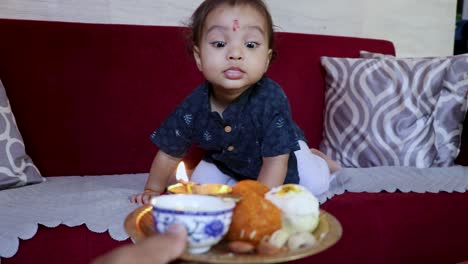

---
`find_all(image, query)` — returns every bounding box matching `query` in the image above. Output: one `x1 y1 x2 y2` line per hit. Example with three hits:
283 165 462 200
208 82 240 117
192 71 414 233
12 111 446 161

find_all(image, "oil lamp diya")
167 162 233 196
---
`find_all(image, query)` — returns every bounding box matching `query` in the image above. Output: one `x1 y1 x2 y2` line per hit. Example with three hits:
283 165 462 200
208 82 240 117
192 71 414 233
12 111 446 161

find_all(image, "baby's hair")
186 0 277 61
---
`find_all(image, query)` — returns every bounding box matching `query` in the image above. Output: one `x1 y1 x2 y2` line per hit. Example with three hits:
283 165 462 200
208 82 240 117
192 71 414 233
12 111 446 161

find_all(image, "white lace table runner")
318 165 468 202
1 166 467 258
0 174 146 258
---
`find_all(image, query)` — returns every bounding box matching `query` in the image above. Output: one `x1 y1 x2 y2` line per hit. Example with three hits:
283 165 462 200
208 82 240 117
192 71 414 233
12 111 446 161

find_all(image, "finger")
135 194 144 205
91 225 187 264
142 224 187 263
142 193 152 205
130 194 141 204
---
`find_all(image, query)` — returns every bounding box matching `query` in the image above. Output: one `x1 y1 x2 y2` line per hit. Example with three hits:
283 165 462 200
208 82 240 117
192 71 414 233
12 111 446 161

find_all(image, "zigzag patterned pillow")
0 79 44 189
319 55 468 168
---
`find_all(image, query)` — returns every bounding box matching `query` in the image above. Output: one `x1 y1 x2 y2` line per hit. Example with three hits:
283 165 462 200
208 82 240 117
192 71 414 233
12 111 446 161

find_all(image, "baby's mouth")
224 67 244 80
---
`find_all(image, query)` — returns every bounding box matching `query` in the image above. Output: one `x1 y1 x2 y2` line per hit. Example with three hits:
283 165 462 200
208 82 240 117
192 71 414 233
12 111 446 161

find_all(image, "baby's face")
193 4 272 95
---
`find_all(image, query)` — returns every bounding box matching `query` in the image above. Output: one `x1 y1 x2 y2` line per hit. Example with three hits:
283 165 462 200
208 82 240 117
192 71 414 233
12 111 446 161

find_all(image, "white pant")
190 141 331 196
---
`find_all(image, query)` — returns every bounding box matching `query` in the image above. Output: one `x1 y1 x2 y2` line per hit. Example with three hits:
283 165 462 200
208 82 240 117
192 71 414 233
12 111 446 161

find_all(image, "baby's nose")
228 45 243 61
229 55 243 60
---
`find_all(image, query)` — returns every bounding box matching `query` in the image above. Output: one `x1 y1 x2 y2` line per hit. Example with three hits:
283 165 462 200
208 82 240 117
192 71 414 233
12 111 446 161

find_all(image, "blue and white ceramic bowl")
151 194 236 254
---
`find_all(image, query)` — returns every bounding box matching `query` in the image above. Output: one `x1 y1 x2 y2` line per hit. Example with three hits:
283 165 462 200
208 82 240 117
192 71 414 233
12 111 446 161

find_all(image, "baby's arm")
257 153 289 189
130 150 182 204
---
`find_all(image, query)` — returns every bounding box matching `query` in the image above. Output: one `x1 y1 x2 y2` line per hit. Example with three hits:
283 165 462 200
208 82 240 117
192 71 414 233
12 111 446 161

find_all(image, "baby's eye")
210 41 226 48
245 42 259 48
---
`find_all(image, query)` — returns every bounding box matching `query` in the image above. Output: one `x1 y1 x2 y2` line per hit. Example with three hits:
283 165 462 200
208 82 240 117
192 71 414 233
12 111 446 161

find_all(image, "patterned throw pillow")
319 55 468 168
0 79 44 189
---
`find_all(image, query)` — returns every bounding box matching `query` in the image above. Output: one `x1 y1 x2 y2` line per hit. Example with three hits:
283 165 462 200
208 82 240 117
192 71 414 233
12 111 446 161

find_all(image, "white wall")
0 0 457 57
463 0 468 19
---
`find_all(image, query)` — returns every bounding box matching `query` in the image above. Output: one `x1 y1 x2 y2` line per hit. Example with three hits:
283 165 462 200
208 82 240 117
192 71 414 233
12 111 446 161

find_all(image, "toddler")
131 0 340 204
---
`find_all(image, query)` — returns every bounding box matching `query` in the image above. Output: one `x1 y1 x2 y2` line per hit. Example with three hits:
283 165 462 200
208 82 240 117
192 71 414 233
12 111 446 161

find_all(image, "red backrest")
8 19 453 177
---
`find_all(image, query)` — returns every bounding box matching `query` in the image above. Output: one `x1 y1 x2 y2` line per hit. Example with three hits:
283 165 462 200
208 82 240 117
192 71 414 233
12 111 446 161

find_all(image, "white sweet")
268 229 290 248
265 184 320 234
287 231 317 250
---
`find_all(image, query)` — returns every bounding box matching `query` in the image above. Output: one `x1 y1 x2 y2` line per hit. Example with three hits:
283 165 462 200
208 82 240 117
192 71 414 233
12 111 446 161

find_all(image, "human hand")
91 224 187 264
130 189 161 205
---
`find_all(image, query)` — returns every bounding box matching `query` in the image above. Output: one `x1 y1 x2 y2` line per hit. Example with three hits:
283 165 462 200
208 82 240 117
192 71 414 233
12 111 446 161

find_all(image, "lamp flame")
175 162 189 183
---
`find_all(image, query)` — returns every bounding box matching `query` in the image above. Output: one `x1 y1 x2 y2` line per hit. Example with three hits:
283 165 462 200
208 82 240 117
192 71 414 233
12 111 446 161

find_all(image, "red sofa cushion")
4 192 468 264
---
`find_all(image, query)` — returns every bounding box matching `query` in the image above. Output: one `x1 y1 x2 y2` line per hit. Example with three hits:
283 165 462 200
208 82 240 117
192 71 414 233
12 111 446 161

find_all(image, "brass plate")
124 205 342 263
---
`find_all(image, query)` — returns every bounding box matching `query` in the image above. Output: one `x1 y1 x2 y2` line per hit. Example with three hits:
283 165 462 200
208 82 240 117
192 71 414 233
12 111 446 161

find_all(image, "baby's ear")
193 46 202 71
265 49 273 71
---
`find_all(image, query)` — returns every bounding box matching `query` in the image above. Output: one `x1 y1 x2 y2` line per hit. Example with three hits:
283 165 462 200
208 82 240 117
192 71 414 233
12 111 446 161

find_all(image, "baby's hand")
130 190 161 205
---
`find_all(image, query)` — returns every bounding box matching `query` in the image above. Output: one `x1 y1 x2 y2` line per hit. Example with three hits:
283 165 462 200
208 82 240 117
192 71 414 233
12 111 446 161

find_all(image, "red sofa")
0 19 467 264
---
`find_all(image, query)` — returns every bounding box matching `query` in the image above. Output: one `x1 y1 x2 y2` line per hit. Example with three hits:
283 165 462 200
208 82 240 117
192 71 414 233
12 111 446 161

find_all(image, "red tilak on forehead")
232 19 240 32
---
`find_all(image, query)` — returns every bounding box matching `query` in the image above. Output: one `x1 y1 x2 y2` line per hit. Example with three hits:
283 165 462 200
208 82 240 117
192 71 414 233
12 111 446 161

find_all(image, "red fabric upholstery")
0 19 466 264
3 225 128 264
310 192 468 264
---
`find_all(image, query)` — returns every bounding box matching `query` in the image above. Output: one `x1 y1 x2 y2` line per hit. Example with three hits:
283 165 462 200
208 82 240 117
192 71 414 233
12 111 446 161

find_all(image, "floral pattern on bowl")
152 194 235 254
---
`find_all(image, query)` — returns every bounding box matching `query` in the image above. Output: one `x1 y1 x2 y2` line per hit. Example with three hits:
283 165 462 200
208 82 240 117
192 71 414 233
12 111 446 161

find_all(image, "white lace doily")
317 165 468 202
0 174 146 258
1 166 467 258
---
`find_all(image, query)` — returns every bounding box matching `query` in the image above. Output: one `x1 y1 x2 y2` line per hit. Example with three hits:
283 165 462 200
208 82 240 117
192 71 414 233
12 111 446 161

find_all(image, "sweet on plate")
265 184 320 234
226 181 319 255
227 180 282 245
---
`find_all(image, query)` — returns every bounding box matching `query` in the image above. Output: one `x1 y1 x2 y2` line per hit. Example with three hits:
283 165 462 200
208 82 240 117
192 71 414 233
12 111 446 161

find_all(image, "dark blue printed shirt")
150 77 305 184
